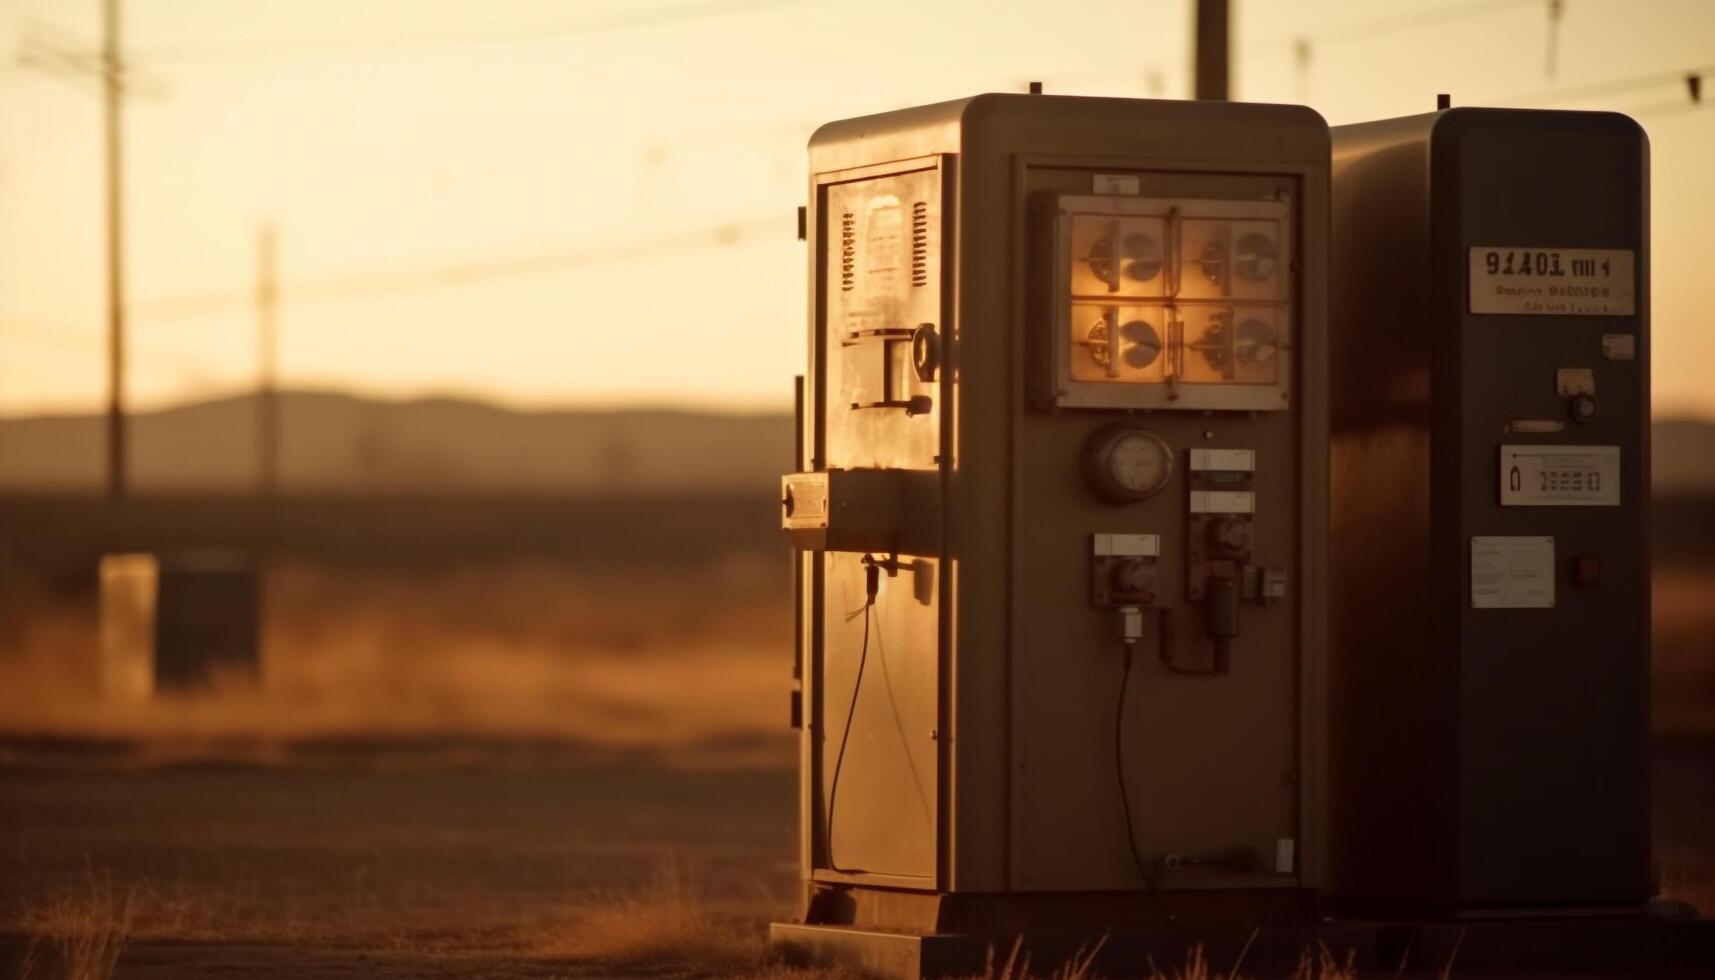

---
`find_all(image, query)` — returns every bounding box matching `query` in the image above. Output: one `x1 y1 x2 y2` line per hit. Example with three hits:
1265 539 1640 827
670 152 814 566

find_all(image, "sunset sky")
2 0 1711 418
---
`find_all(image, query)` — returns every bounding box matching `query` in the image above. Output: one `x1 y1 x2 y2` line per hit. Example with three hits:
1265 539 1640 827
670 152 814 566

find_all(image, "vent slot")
911 201 929 287
840 212 855 292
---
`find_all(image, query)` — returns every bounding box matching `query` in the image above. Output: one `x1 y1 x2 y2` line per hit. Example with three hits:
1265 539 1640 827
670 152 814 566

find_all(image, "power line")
130 214 785 323
1496 64 1714 107
1617 98 1709 123
0 316 211 366
1060 0 1540 95
1246 0 1538 57
131 0 794 65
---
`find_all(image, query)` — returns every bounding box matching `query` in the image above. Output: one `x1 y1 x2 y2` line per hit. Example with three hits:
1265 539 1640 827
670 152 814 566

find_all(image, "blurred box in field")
100 552 261 698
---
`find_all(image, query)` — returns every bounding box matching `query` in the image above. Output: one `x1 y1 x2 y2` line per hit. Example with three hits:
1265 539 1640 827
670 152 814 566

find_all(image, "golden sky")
1 0 1711 418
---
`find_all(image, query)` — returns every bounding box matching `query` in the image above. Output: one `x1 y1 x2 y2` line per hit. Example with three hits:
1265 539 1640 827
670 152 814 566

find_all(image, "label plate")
1555 367 1595 396
1602 333 1636 360
1092 173 1141 195
1189 448 1256 472
1472 536 1555 609
1469 247 1635 315
1500 445 1621 506
1093 533 1160 557
1189 490 1255 514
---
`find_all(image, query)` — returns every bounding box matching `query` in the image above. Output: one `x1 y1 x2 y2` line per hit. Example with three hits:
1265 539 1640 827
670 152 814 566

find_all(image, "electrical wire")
823 559 877 875
1115 634 1202 934
129 0 795 65
1114 641 1152 885
1497 63 1715 108
127 215 783 324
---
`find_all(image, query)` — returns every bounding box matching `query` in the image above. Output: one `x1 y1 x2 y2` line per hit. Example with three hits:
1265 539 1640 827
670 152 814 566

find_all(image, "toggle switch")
1569 393 1598 424
1206 516 1253 553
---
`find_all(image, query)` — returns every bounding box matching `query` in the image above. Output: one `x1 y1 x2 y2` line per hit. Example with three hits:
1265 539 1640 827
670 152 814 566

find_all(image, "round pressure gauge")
1082 423 1174 505
1235 318 1280 367
1234 232 1278 282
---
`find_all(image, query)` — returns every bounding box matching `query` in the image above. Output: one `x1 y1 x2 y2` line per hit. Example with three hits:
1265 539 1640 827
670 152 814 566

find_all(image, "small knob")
1109 558 1155 598
1206 517 1252 553
1569 393 1598 424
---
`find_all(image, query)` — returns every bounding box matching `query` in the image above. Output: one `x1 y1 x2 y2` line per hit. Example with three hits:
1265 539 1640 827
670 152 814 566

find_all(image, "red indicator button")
1573 555 1602 587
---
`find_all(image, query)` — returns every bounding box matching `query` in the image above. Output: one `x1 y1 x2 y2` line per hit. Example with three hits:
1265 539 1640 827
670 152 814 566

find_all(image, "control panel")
1043 181 1298 681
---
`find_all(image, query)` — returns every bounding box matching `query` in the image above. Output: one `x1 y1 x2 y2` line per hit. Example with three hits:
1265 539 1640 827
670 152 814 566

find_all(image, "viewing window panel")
1068 215 1169 299
1068 305 1167 383
1048 192 1293 412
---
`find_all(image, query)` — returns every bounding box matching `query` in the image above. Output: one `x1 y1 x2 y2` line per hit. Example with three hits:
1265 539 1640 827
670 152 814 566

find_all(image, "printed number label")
1469 247 1634 316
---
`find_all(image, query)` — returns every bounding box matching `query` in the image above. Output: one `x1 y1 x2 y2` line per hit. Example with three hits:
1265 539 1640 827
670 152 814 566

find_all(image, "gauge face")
1085 318 1162 372
1235 317 1279 366
1234 232 1278 282
1083 424 1173 504
1087 229 1163 288
1108 431 1171 494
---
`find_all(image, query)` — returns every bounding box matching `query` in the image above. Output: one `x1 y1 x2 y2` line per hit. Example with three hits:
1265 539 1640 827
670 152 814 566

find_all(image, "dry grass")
16 867 134 980
521 854 788 975
7 560 1706 754
986 935 1107 980
0 559 793 765
1286 944 1359 980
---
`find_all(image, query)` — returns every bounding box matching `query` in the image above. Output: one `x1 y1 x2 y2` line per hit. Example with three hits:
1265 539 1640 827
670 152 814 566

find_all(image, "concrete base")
769 924 988 979
770 915 1715 979
771 921 1381 979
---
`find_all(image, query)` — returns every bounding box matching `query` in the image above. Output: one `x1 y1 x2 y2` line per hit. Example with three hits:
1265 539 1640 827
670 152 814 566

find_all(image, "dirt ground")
0 763 801 978
0 753 1711 980
0 560 1711 978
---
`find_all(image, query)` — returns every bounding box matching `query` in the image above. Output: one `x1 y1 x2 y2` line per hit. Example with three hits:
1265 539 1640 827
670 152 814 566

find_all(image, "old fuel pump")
1328 107 1650 911
775 94 1330 963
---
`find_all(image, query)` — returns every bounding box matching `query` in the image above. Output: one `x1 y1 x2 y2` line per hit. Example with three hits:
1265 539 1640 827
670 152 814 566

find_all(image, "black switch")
1570 393 1598 423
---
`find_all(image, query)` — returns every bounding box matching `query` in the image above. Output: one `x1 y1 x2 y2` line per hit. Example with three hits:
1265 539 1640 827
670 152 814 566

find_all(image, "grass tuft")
1287 942 1358 980
19 866 134 980
524 854 778 974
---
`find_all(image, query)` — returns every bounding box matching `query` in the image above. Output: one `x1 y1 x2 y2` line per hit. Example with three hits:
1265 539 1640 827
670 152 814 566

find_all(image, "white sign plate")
1602 333 1636 360
1469 247 1635 316
1500 445 1621 506
1092 173 1140 195
1190 490 1255 514
1189 448 1256 472
1472 536 1555 609
1554 367 1594 396
1093 533 1160 557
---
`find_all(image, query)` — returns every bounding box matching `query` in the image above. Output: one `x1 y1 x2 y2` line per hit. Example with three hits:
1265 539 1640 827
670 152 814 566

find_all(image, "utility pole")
102 0 127 498
1194 0 1230 101
18 2 159 498
256 223 279 500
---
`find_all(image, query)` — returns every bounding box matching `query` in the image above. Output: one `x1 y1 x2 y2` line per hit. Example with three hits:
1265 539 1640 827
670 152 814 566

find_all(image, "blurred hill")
0 391 791 495
3 391 1712 496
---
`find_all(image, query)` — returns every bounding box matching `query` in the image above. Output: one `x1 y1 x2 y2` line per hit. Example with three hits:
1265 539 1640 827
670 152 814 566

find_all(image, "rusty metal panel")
809 164 947 883
823 168 944 472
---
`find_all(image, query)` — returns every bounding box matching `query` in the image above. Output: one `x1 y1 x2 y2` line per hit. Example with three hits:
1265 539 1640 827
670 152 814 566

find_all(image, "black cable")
1114 642 1152 883
1115 634 1195 933
824 558 878 874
